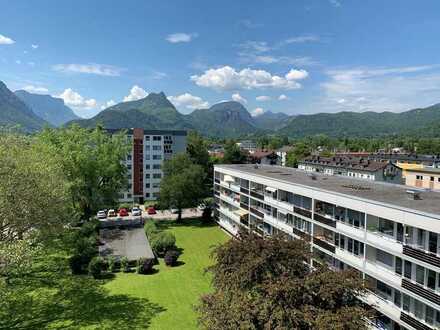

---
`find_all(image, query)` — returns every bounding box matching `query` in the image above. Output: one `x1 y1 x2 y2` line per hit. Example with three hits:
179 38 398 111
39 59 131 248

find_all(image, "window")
145 192 150 198
153 173 162 179
402 294 410 312
404 260 412 279
417 229 426 249
427 269 436 290
396 223 404 242
377 280 392 298
127 164 132 170
429 232 438 254
153 155 162 160
426 306 435 325
348 238 353 253
153 136 162 141
145 164 150 169
395 257 403 275
127 154 132 161
145 173 150 179
153 164 161 169
416 265 425 285
394 291 401 307
127 193 132 198
376 249 393 267
145 154 150 160
414 299 424 319
145 183 150 188
378 218 394 237
431 176 435 182
416 175 423 180
152 182 160 188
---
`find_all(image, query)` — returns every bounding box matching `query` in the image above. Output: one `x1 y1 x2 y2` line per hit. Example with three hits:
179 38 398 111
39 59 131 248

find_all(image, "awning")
265 186 277 193
224 175 234 182
234 209 249 217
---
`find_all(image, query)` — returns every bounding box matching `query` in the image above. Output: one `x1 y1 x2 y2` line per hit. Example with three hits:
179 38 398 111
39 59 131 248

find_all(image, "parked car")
147 206 156 215
118 208 129 217
108 209 116 217
97 210 107 219
171 208 179 214
197 203 206 211
132 207 142 217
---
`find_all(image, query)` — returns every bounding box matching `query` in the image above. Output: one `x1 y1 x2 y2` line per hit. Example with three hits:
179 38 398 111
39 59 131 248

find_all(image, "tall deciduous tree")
197 231 371 329
36 125 130 220
223 140 247 164
187 131 212 195
0 133 71 281
286 142 311 168
159 154 206 221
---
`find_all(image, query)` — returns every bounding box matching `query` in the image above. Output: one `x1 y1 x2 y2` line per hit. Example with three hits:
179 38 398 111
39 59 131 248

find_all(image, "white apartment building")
214 164 440 330
113 128 187 203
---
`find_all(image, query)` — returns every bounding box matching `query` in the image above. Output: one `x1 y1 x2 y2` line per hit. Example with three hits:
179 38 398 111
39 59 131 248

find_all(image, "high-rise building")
214 164 440 330
111 128 187 203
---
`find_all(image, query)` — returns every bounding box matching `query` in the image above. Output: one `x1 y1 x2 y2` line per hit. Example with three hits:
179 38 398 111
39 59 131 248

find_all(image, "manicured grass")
102 218 228 330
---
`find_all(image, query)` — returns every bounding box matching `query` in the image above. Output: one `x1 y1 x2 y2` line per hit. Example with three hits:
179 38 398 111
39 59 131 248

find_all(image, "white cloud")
329 0 341 7
231 93 247 104
101 100 116 110
286 69 309 80
168 93 209 110
191 66 307 91
238 19 262 29
123 85 148 102
27 61 35 66
57 88 97 110
15 60 21 65
31 44 39 49
166 33 198 43
251 107 265 117
282 34 320 45
22 85 49 94
0 34 15 45
256 95 271 101
52 63 122 76
318 65 440 113
278 94 288 100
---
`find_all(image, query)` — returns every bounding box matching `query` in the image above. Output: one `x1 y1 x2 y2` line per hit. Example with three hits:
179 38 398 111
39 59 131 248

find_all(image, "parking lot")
98 207 202 222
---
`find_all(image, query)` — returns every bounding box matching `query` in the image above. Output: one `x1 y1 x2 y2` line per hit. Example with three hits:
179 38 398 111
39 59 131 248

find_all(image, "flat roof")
406 167 440 175
106 128 187 136
215 164 440 217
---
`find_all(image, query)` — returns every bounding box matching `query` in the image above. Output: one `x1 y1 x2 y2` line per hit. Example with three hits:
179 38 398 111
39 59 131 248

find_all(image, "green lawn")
102 218 228 330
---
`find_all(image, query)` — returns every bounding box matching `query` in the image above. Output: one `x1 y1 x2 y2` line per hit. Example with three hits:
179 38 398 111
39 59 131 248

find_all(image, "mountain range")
15 90 79 126
2 79 440 138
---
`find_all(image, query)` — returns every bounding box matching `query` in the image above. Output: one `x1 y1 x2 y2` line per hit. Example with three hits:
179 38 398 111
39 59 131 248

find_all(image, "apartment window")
153 173 162 179
153 155 162 160
429 232 438 254
145 136 150 141
145 164 150 170
414 300 424 319
347 238 353 253
153 136 162 141
431 176 435 182
378 218 394 237
153 164 161 169
417 229 426 249
376 249 393 268
395 257 403 275
377 280 392 298
402 294 411 312
145 174 150 179
416 265 425 285
145 154 150 160
127 154 132 161
426 306 435 325
153 145 161 151
152 182 160 188
127 164 132 170
145 193 150 198
127 194 132 198
404 260 412 279
394 291 401 307
153 192 160 198
416 175 423 180
427 269 436 290
145 183 150 189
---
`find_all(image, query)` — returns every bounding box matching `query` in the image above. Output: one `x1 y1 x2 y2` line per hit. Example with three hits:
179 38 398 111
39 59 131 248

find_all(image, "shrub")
121 257 130 273
108 256 117 272
144 221 158 239
151 232 176 257
88 257 105 279
164 250 180 267
119 203 132 211
202 206 213 222
136 258 155 274
69 254 86 274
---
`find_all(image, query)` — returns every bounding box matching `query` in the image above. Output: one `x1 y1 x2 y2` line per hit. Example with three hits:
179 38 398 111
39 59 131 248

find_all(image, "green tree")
223 140 247 164
197 231 370 329
187 130 212 195
36 125 130 220
159 154 206 222
0 133 72 282
286 142 310 167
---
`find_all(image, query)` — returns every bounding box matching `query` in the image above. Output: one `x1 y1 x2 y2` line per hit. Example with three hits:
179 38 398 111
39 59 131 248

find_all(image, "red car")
118 208 129 217
147 206 156 215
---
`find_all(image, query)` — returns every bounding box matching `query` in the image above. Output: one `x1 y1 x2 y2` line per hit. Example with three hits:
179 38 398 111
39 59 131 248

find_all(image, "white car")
171 208 179 214
132 207 142 217
97 210 107 219
197 203 206 211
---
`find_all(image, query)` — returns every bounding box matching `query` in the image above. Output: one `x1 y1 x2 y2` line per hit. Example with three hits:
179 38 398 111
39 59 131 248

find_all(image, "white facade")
214 164 440 330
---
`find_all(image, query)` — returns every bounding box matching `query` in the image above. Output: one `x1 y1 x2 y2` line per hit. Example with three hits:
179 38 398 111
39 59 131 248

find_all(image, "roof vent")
406 190 421 200
254 164 259 169
307 173 317 180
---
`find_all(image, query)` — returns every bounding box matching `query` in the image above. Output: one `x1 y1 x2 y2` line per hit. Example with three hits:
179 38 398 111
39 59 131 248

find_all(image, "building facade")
214 164 440 330
298 155 403 184
116 128 187 203
405 168 440 190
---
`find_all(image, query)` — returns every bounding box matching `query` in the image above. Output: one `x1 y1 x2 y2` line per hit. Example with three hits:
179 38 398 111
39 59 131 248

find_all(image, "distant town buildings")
298 155 403 184
236 140 257 153
111 128 187 203
405 167 440 190
276 145 295 166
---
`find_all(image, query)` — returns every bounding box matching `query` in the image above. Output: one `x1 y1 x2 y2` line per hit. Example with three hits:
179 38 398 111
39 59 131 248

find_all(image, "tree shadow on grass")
1 270 165 330
155 217 217 231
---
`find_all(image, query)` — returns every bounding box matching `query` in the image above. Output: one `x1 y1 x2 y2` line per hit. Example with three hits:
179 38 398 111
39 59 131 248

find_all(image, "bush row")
144 221 180 267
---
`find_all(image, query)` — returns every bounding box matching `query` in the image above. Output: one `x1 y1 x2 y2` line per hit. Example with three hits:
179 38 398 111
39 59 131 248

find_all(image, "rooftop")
406 167 440 175
300 155 392 172
215 164 440 218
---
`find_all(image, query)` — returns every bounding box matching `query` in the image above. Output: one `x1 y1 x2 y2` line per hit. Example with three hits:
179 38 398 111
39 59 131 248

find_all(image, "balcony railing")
294 206 311 219
240 202 249 210
250 190 264 201
400 312 433 330
240 187 249 195
313 213 336 228
403 245 440 268
402 278 440 306
250 207 264 218
313 237 336 253
292 227 311 242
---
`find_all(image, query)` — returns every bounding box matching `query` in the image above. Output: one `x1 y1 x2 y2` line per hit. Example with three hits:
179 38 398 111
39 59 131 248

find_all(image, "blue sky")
1 0 440 118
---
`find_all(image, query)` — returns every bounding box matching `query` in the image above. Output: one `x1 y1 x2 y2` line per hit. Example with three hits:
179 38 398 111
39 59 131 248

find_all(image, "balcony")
294 206 311 219
240 187 249 195
402 278 440 307
400 312 433 330
219 193 240 207
250 190 264 201
365 231 403 255
313 236 336 253
292 227 311 241
403 245 440 268
313 212 336 228
250 207 264 218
